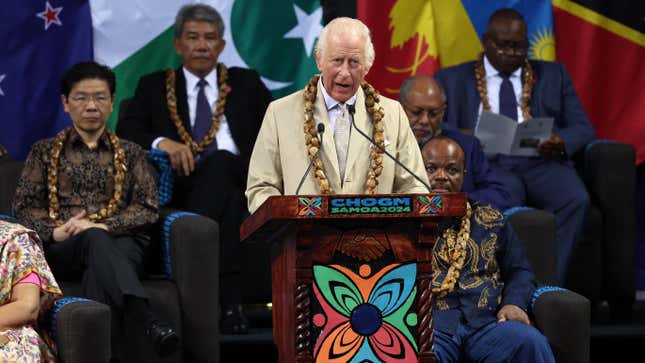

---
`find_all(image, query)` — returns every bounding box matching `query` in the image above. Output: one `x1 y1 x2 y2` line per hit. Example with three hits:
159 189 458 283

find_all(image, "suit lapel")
467 64 481 126
175 66 191 132
344 88 370 190
314 86 342 191
528 60 543 116
224 70 246 155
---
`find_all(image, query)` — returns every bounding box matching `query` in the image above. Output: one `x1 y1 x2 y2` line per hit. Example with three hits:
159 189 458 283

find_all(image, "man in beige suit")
246 17 428 213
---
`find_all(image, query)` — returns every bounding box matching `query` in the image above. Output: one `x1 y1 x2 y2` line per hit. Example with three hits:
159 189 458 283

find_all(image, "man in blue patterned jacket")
422 136 554 362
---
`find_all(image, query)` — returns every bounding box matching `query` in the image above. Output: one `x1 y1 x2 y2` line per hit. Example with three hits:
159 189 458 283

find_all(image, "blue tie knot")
197 78 208 89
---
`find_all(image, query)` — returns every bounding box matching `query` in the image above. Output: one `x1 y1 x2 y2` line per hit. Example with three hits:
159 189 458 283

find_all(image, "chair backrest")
0 160 24 215
506 208 558 285
118 97 134 121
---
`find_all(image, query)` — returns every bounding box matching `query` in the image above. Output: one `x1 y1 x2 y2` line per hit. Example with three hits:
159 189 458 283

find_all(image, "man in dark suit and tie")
434 8 595 285
399 75 510 210
117 3 272 334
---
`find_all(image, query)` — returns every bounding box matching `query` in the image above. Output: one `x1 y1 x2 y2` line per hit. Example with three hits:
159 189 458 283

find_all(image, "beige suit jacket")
246 85 429 213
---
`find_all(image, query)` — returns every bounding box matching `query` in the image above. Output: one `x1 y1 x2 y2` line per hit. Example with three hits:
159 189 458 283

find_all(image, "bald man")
421 137 554 363
400 75 509 210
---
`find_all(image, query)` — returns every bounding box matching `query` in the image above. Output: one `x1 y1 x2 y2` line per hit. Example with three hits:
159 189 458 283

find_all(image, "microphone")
347 104 432 193
295 123 325 195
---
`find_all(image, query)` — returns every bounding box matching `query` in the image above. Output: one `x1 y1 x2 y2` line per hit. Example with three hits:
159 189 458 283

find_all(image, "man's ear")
314 50 323 72
482 33 490 45
173 38 180 54
214 38 226 56
61 95 70 113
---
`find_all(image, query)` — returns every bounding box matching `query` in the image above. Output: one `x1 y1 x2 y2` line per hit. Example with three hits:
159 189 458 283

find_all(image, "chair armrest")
531 287 590 363
164 211 220 361
581 141 636 303
51 298 111 363
505 208 558 285
147 149 174 207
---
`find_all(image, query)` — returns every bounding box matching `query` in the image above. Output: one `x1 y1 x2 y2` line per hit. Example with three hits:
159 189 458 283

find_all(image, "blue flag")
0 1 93 160
460 0 555 60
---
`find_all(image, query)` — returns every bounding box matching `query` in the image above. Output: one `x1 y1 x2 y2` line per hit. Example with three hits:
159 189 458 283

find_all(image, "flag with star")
92 0 322 130
357 0 554 97
0 0 93 159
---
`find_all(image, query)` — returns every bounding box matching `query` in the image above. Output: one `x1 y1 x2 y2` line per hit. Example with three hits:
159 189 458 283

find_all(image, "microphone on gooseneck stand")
346 104 432 193
295 123 325 195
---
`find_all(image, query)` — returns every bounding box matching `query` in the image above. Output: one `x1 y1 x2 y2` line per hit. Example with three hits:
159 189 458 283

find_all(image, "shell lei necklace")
48 128 127 225
432 202 472 299
302 74 384 194
475 52 534 120
165 63 230 154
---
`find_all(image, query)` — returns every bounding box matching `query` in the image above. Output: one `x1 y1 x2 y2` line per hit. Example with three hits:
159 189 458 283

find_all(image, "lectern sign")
296 195 446 217
240 193 467 363
329 196 414 215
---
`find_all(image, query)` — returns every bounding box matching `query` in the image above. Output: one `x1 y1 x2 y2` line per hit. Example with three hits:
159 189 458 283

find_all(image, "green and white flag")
91 0 322 130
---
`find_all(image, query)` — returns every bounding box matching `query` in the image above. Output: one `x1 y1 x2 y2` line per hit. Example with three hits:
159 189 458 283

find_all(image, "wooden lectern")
241 193 467 363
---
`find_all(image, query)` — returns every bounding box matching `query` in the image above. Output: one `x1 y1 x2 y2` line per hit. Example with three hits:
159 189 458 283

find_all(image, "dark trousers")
434 321 555 363
45 228 148 308
490 156 590 284
174 150 248 307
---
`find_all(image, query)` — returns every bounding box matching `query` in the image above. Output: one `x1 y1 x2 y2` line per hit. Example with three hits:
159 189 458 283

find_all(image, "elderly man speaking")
246 17 428 212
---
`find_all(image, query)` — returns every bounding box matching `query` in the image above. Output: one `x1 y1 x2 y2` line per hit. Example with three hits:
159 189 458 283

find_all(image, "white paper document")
475 111 554 157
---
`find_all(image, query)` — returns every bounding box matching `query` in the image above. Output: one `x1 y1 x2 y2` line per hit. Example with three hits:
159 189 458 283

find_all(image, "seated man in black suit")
117 4 272 333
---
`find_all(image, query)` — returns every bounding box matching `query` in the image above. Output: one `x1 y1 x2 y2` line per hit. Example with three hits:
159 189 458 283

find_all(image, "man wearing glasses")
399 75 509 210
435 8 595 285
14 61 179 356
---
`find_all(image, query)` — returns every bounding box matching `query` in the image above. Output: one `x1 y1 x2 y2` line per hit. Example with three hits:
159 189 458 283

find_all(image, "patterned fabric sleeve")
0 221 61 363
12 141 57 243
101 142 159 234
0 221 62 301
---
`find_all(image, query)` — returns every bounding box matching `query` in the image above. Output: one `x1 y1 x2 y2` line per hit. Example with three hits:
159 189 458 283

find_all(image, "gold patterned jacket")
432 204 536 334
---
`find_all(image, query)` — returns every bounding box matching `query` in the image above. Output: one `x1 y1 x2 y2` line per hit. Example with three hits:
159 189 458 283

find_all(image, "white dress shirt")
476 55 525 127
152 67 239 155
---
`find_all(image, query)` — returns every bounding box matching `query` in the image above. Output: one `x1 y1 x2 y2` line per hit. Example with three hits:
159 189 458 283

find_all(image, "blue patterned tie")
499 73 518 121
193 79 217 155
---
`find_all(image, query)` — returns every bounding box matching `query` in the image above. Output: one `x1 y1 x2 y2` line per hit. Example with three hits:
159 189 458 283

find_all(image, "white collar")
319 76 357 111
182 67 218 92
483 55 522 80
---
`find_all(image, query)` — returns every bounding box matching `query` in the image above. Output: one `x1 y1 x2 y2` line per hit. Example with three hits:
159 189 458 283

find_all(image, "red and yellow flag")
358 0 552 98
358 0 440 96
552 0 645 164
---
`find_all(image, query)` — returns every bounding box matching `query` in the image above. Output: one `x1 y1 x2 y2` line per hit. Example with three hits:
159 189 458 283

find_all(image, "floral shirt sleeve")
12 141 57 242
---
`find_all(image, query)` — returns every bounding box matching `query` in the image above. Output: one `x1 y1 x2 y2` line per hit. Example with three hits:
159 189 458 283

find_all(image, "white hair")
315 17 375 68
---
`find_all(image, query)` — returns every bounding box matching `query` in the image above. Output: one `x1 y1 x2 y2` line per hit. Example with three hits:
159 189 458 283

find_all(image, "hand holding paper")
474 111 554 157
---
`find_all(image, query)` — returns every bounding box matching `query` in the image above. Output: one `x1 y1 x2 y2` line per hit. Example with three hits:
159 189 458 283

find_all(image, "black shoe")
145 319 179 356
221 304 249 334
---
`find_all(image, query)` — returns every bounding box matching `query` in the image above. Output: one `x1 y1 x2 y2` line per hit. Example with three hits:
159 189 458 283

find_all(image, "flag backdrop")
357 0 555 97
93 0 321 131
2 0 322 159
357 0 644 164
552 0 645 164
0 0 93 160
2 1 643 164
